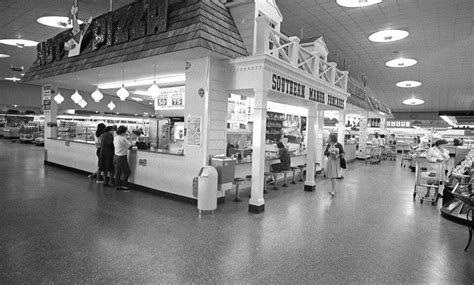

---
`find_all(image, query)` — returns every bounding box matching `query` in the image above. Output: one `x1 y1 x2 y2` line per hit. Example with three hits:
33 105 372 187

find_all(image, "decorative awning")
24 0 248 82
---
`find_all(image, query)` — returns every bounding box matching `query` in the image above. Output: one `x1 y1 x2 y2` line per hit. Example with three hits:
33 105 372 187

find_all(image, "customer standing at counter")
325 134 345 197
114 125 132 190
100 126 115 187
88 123 106 183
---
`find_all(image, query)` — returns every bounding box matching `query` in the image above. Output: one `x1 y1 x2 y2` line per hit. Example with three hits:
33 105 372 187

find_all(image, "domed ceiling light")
37 16 83 29
385 58 417 68
402 98 424 105
369 29 409 43
396 80 421 88
336 0 382 8
0 39 38 48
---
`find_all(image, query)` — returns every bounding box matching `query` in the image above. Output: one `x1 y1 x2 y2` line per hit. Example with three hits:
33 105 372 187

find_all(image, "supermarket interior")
0 0 473 283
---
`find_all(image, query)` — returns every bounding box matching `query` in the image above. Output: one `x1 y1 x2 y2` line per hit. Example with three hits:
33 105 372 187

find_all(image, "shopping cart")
400 146 412 168
386 145 397 161
413 161 443 205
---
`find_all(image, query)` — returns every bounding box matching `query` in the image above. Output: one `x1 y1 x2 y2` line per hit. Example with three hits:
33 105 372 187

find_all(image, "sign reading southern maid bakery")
271 74 345 109
36 0 168 66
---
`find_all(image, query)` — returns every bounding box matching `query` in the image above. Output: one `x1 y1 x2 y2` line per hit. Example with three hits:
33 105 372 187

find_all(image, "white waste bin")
194 166 218 214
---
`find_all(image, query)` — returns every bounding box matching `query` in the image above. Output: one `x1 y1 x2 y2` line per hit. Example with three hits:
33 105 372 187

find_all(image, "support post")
357 111 369 159
315 106 325 169
338 111 346 148
328 62 337 85
288 36 300 67
255 16 271 56
304 103 317 191
249 90 267 213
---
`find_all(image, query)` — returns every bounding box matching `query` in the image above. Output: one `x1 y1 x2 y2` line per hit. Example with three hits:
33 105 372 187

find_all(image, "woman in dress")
324 133 345 196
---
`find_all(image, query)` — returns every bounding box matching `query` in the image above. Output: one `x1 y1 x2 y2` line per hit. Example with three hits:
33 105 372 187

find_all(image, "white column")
249 90 267 214
315 107 325 168
255 16 270 56
380 117 387 137
338 110 346 148
43 85 58 141
357 111 368 159
304 103 317 191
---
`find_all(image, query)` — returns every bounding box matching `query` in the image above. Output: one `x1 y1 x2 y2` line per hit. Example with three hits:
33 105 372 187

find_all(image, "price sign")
154 86 185 110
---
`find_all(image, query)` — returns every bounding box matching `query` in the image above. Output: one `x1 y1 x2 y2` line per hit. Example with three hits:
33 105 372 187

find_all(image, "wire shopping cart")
413 160 444 205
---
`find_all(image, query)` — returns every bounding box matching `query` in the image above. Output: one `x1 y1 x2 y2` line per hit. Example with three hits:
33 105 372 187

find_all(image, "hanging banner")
186 116 201 146
155 86 185 110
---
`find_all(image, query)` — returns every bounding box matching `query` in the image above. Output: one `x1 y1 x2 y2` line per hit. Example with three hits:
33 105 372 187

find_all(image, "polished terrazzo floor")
0 139 473 284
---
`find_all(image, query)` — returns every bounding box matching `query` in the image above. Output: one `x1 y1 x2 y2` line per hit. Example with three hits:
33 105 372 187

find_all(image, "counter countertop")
236 153 307 165
48 138 184 156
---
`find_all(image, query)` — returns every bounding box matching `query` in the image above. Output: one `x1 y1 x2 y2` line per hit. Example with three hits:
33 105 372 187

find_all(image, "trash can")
193 166 218 214
211 156 236 196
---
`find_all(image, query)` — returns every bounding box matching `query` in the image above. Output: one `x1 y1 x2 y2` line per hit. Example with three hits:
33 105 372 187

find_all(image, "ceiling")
276 0 473 113
0 0 473 113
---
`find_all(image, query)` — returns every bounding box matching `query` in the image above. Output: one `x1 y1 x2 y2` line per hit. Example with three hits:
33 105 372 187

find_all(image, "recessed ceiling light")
402 98 424 105
385 58 417 68
396 80 421 88
336 0 382 8
369 29 409 42
4 77 21 82
0 54 10 58
0 39 38 48
37 16 84 29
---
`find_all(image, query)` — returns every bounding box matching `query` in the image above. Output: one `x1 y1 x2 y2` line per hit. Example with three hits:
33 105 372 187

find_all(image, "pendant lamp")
107 101 116 110
91 73 104 102
71 90 82 103
54 92 64 104
116 70 129 101
147 63 160 99
78 99 87 108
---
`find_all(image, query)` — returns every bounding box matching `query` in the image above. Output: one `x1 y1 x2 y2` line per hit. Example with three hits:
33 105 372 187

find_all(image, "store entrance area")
0 140 472 283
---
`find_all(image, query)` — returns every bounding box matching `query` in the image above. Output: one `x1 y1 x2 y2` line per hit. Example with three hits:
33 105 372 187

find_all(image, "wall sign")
36 0 168 66
187 116 201 147
42 84 52 114
270 73 345 109
154 86 185 110
386 120 411 128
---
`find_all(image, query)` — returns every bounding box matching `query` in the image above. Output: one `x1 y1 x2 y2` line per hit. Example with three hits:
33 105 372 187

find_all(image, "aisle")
0 140 472 284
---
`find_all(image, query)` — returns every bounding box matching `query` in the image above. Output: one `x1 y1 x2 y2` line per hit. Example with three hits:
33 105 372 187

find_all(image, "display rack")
266 111 284 142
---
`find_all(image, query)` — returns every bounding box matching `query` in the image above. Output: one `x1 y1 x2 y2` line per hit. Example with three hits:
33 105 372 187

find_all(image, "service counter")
45 138 195 200
234 154 307 179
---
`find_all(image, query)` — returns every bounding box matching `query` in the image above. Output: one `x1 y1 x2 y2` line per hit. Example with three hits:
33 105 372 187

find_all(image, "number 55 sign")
154 86 185 110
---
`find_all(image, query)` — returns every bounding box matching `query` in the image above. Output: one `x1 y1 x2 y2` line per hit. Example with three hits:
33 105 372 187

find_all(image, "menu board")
386 120 411 128
155 86 185 110
187 116 201 146
42 84 52 114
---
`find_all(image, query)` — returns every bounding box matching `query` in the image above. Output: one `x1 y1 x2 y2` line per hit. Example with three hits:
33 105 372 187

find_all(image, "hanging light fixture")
91 73 104 102
147 63 160 99
71 90 82 103
54 91 64 104
107 101 116 110
116 70 129 101
78 99 87 108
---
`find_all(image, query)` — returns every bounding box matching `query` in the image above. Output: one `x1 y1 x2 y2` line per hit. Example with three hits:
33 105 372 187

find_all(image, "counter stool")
298 165 306 182
263 172 272 194
282 169 292 187
270 170 281 190
233 178 245 202
246 175 252 198
290 167 298 184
